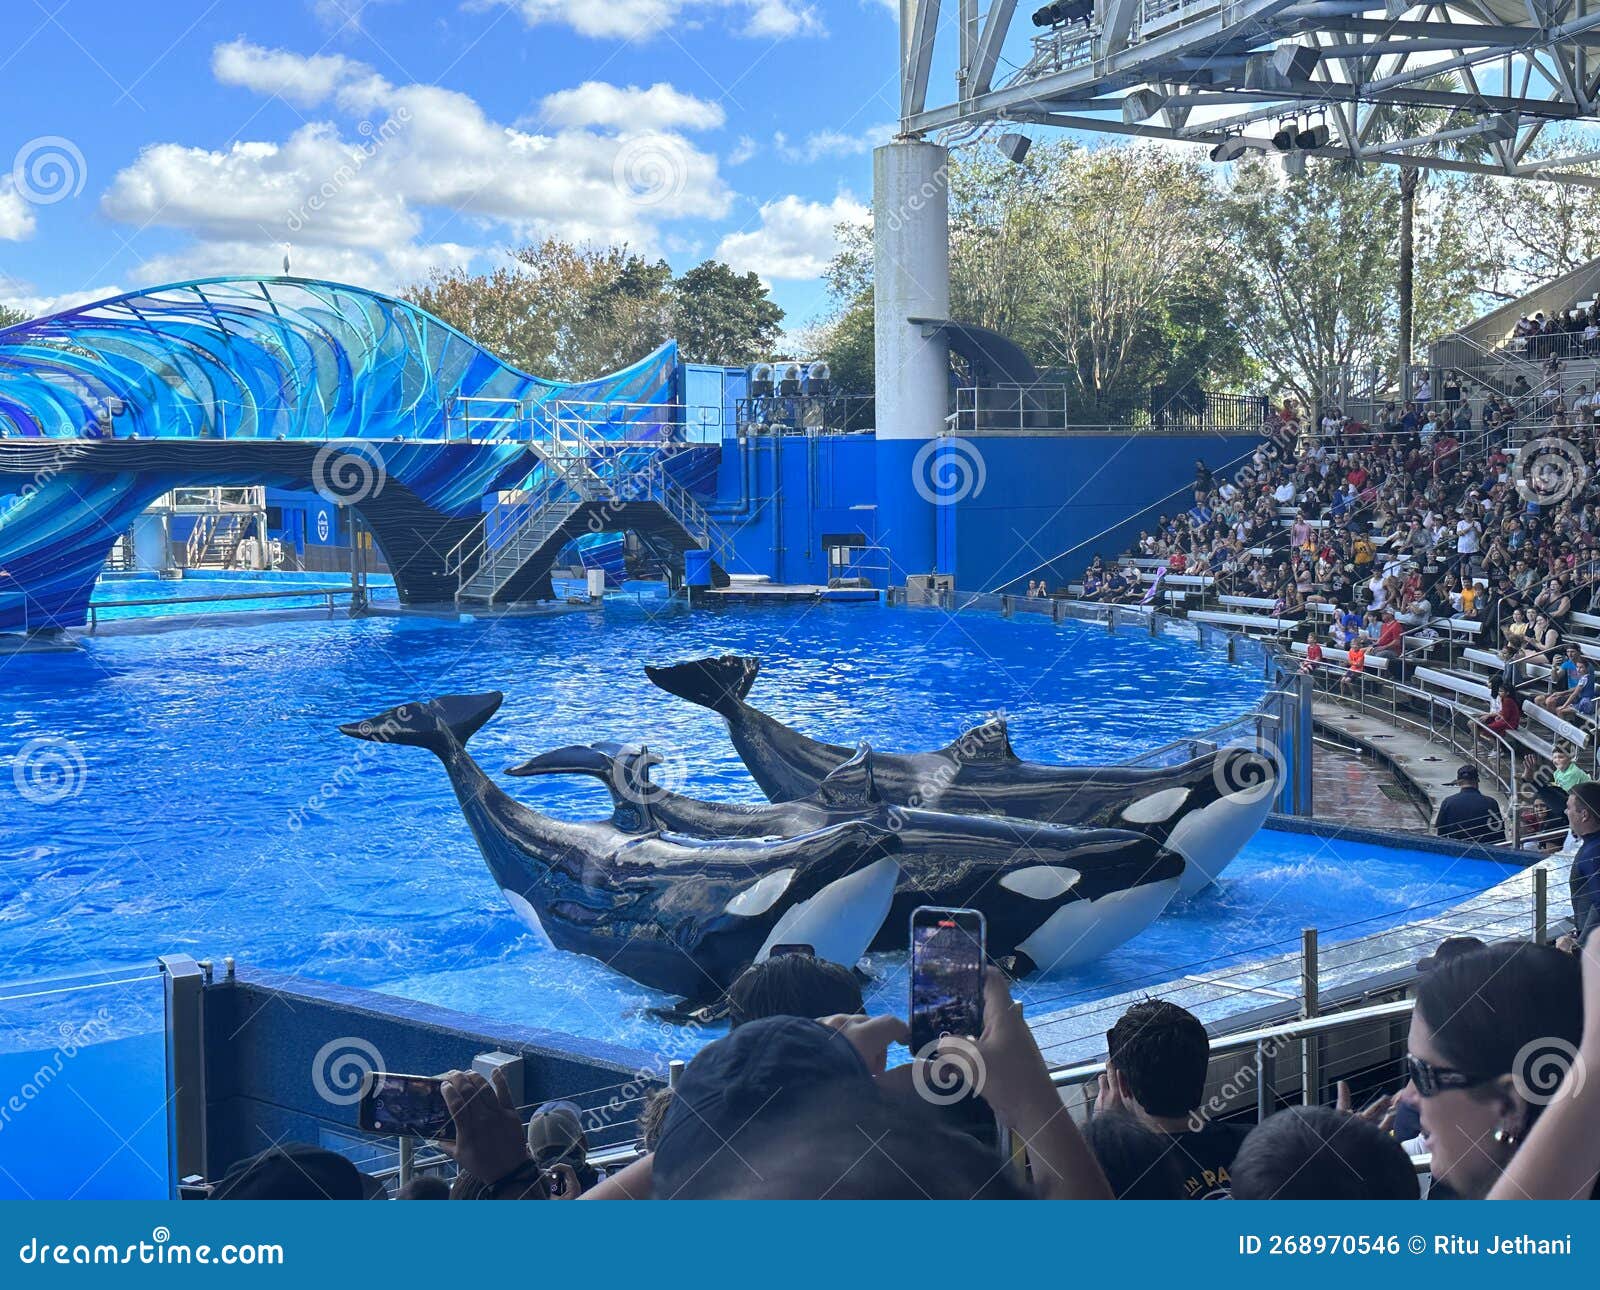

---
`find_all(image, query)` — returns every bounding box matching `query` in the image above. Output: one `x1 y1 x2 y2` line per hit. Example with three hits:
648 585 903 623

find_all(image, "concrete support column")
873 139 950 583
131 510 171 572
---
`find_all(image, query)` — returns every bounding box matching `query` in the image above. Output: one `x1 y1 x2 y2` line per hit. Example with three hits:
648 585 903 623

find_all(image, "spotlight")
1121 88 1167 124
1295 123 1330 150
1209 136 1248 163
996 132 1032 164
1271 124 1296 152
1032 0 1092 26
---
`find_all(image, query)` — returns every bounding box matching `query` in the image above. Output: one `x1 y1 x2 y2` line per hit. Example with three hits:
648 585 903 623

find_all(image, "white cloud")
0 180 37 241
728 135 759 165
716 192 867 280
134 240 476 294
775 122 894 163
99 44 734 292
212 39 356 107
480 0 824 41
537 81 725 132
0 281 124 317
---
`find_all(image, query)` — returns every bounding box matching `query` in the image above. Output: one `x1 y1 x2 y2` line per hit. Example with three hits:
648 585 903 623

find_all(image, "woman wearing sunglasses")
1406 941 1584 1199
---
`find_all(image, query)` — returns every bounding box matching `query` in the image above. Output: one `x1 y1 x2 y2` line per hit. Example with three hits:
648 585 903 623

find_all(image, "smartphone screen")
358 1073 456 1140
909 906 986 1057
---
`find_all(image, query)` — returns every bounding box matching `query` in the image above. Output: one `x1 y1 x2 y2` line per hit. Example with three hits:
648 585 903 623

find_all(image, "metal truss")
899 0 1600 184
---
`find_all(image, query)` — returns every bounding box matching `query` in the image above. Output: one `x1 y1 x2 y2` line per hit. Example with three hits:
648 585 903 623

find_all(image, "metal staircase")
445 414 733 607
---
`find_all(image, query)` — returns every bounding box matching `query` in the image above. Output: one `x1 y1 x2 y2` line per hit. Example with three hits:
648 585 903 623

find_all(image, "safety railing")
1041 864 1562 1101
84 585 357 630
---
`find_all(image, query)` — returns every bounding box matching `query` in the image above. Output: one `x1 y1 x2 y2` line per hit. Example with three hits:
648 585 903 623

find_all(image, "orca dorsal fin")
608 744 665 835
813 744 880 808
941 715 1016 764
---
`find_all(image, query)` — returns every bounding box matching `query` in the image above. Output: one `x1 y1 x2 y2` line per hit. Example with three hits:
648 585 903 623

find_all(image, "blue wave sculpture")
0 277 693 633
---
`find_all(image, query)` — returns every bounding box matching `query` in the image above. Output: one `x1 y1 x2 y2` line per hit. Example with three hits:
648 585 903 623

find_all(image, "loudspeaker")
996 132 1032 164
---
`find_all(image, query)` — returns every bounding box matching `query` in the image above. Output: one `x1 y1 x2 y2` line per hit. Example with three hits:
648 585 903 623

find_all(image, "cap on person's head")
210 1143 381 1200
1569 780 1600 816
1448 764 1480 786
1416 935 1486 973
653 1016 872 1199
526 1099 587 1166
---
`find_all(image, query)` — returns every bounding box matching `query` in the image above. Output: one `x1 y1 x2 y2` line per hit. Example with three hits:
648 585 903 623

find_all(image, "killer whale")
644 655 1278 896
338 693 901 1002
508 743 1187 972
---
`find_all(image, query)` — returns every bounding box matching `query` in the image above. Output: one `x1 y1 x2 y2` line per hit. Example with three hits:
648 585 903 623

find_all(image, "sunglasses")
1404 1053 1499 1099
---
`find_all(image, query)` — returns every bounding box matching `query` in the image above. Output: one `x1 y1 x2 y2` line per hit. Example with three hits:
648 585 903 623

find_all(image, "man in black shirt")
1095 1000 1249 1198
1434 765 1504 844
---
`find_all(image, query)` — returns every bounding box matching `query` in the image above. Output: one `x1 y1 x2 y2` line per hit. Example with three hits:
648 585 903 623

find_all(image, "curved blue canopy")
0 276 679 440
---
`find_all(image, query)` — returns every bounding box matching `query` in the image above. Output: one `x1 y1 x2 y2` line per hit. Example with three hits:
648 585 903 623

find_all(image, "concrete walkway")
1312 700 1508 825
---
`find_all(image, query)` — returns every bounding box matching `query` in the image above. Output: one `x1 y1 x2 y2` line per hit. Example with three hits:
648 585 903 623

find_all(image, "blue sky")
0 0 911 332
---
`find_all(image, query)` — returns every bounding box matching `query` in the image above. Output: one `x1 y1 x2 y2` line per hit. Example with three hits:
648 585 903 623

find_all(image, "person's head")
1450 764 1480 790
1567 780 1600 838
525 1100 591 1179
1409 942 1584 1198
654 1016 1022 1199
1415 935 1485 973
1230 1107 1419 1200
1106 1000 1210 1121
636 1086 675 1153
726 953 864 1028
209 1144 381 1200
1553 746 1572 772
1083 1111 1187 1199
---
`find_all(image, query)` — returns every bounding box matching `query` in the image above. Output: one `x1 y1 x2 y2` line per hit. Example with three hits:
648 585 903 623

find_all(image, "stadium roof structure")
897 0 1600 184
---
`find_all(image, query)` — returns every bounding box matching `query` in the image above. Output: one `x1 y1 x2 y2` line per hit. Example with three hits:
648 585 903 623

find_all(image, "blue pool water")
1 600 1515 1054
0 599 1521 1197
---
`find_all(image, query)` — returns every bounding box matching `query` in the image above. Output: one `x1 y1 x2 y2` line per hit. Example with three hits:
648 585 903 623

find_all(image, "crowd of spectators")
1071 382 1600 842
204 933 1600 1201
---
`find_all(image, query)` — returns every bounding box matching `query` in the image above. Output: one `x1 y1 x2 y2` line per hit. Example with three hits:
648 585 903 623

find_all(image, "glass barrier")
0 964 168 1199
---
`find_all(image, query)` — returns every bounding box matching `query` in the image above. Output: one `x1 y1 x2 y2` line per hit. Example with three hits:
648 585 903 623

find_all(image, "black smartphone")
769 943 815 957
909 906 986 1057
357 1072 456 1140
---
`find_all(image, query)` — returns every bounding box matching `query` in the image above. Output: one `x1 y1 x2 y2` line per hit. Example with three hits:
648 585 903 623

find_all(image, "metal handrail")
1048 997 1417 1088
85 586 354 630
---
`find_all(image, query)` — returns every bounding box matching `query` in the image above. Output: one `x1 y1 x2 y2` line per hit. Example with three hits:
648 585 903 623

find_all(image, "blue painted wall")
942 434 1263 593
702 430 1263 592
710 433 880 585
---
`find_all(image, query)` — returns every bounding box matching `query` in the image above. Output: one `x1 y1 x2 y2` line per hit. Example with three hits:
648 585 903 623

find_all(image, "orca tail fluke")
339 692 504 755
505 743 628 781
646 655 759 717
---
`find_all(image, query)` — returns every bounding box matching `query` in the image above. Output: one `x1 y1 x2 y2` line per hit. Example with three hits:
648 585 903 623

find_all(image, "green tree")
408 244 785 378
812 141 1249 414
1222 157 1477 406
1462 133 1600 301
1223 158 1399 408
0 304 30 329
671 261 784 365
